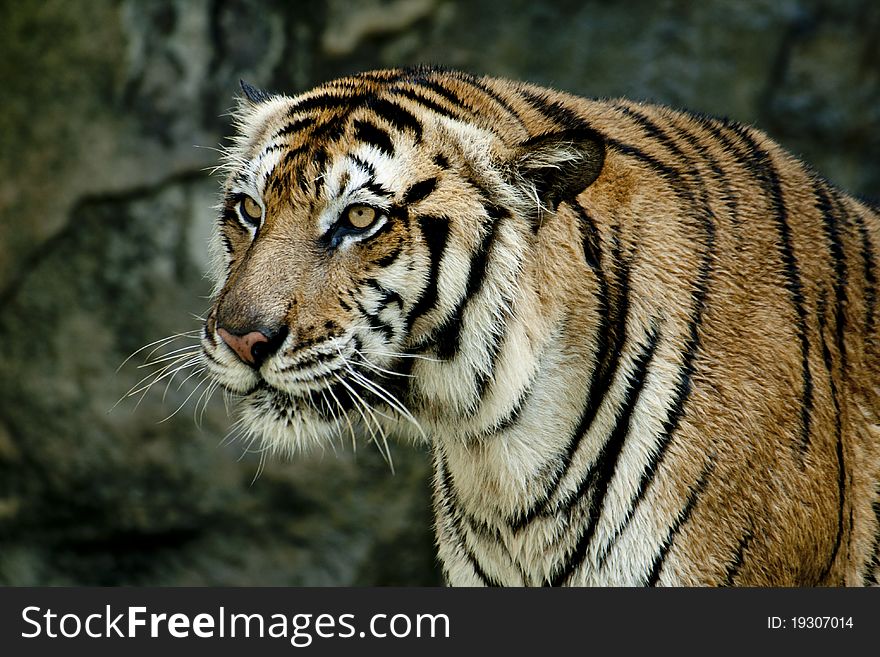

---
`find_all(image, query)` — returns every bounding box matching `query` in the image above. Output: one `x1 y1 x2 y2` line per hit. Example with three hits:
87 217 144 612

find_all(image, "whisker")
114 353 199 410
333 373 394 472
251 448 267 486
138 345 202 368
159 357 205 402
218 416 248 448
318 389 344 445
116 330 201 373
325 382 357 452
195 378 221 428
350 348 414 378
344 364 425 440
158 370 210 423
361 349 442 363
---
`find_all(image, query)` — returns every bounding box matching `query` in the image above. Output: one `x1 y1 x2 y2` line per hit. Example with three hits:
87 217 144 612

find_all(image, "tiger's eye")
346 205 377 229
240 195 262 223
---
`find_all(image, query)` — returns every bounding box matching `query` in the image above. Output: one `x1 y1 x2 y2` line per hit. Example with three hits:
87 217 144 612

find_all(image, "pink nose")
217 328 272 367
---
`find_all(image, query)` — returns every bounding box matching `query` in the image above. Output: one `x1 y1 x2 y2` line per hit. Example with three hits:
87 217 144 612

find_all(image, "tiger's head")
201 69 605 455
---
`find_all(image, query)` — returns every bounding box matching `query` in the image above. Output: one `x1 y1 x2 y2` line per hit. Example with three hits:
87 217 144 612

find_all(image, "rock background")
1 0 878 585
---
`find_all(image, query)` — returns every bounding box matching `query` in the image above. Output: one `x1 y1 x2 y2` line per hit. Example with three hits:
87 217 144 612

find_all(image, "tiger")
198 65 880 586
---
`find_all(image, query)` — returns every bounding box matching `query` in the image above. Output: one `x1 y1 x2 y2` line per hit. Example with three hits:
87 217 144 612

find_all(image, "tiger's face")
201 74 603 455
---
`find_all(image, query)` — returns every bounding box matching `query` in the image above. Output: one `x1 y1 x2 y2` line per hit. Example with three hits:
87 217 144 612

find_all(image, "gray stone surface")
0 0 877 585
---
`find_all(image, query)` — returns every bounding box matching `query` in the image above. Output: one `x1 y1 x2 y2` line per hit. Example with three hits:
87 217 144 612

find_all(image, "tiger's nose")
217 327 282 368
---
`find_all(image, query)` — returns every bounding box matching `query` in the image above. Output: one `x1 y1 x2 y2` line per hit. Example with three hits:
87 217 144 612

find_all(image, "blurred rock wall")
1 0 878 585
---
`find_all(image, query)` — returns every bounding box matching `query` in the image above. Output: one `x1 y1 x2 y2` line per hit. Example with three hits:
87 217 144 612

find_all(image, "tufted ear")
513 128 605 210
239 79 274 105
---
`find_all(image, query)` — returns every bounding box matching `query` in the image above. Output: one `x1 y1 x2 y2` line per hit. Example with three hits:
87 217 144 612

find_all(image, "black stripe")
819 182 849 372
645 460 715 586
519 89 589 131
815 181 849 372
261 142 287 156
433 153 450 169
695 114 757 165
456 73 525 126
354 119 394 155
365 278 404 310
364 181 394 198
275 116 317 138
434 216 500 361
613 104 692 161
349 154 376 179
312 147 328 187
289 92 370 115
355 299 395 342
731 125 814 457
491 372 537 434
337 170 351 193
594 145 716 568
410 77 471 113
852 209 877 336
403 177 438 205
723 527 755 586
571 117 719 548
389 86 465 121
509 227 626 532
296 170 309 193
355 69 408 83
201 344 224 366
575 204 601 270
367 97 424 141
817 408 846 584
463 207 516 396
816 300 846 585
282 143 310 167
311 116 346 142
278 348 340 372
549 325 660 586
435 452 501 586
612 105 719 222
268 175 284 197
866 501 880 585
606 140 684 186
668 118 740 228
405 215 450 330
375 241 403 268
473 307 509 401
556 237 630 497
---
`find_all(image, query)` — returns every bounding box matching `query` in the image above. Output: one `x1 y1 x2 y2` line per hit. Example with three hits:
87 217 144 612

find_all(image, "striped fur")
201 67 880 586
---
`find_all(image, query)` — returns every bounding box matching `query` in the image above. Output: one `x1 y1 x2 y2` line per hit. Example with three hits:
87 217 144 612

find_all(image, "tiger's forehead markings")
261 95 420 207
252 74 483 209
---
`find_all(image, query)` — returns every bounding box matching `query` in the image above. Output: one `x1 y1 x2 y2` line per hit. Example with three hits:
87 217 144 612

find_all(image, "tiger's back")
201 67 880 585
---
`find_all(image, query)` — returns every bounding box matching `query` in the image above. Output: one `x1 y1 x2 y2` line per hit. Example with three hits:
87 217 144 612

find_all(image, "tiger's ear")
239 80 274 105
512 128 605 209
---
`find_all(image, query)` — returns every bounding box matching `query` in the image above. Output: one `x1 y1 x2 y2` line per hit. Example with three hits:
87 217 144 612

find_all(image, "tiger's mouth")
203 327 416 455
236 362 419 459
236 383 345 456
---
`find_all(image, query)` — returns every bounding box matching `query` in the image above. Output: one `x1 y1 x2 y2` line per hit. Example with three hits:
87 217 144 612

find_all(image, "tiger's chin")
237 385 341 458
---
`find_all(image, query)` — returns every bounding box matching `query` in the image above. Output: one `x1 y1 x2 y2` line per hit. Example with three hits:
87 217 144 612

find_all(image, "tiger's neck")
404 202 606 512
406 203 668 585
